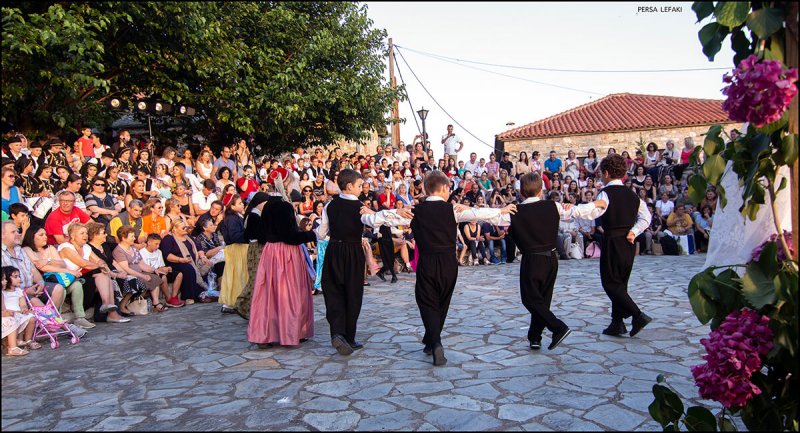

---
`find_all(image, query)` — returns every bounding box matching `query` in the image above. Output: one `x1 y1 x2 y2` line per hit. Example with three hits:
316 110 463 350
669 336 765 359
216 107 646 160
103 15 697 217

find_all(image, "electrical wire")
400 46 604 96
396 44 731 73
394 47 507 155
392 51 422 136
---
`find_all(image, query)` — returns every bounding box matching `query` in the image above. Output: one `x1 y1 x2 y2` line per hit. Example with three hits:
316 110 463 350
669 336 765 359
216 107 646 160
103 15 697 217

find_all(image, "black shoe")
432 345 447 366
602 321 627 337
349 341 364 350
363 282 371 287
529 340 542 350
390 274 398 284
220 306 237 314
331 334 354 356
376 270 386 282
630 313 653 337
423 345 432 355
300 338 309 343
548 327 572 350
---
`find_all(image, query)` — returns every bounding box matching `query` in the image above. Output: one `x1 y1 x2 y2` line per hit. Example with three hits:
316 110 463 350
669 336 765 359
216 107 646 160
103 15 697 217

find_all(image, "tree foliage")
2 1 401 154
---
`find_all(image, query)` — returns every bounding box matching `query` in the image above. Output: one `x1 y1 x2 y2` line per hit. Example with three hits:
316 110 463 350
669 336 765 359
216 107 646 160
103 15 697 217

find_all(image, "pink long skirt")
247 242 314 345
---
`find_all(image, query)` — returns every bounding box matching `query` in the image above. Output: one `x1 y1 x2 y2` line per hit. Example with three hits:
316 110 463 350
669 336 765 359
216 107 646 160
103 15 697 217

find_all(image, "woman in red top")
378 188 397 210
236 165 258 201
297 186 315 216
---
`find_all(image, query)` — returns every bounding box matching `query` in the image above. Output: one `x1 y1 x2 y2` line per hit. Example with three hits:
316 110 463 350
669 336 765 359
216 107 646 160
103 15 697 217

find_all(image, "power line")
392 51 422 136
394 47 503 156
396 44 731 73
400 46 604 96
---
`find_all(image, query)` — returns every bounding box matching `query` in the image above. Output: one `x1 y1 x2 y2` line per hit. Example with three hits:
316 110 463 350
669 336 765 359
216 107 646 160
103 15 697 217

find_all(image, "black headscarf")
244 192 270 216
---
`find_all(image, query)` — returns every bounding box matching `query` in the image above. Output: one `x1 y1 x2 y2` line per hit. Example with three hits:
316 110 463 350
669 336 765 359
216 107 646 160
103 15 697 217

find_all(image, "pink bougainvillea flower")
722 55 798 127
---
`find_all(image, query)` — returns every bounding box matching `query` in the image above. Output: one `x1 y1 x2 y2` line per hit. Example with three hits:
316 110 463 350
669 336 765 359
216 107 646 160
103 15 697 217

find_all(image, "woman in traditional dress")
235 192 270 319
218 195 248 314
247 174 316 346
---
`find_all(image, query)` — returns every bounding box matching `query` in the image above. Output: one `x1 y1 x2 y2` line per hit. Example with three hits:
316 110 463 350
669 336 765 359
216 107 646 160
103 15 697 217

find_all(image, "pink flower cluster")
691 308 773 409
721 55 798 127
750 231 794 263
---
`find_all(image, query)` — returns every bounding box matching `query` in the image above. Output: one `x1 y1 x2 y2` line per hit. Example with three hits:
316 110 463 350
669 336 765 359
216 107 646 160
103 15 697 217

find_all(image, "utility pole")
389 38 400 149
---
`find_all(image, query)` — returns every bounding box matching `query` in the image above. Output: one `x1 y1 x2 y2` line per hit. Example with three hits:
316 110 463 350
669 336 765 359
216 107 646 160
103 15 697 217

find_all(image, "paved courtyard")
2 254 715 431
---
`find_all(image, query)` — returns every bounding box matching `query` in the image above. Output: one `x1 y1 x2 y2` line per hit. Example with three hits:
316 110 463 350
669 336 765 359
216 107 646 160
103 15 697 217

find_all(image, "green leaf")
780 134 798 166
693 2 715 22
715 2 751 28
688 174 709 204
763 33 785 62
746 7 784 40
689 274 717 324
685 406 718 431
699 22 728 61
730 27 753 65
703 154 728 185
650 384 685 426
718 415 737 431
704 125 725 155
739 267 776 309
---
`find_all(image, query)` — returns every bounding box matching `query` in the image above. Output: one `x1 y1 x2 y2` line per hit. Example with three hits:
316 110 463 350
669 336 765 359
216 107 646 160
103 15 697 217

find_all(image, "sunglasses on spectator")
94 182 107 187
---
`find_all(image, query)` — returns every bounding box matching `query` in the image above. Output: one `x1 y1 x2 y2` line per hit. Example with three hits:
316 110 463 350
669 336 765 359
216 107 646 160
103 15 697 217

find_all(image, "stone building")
496 93 740 158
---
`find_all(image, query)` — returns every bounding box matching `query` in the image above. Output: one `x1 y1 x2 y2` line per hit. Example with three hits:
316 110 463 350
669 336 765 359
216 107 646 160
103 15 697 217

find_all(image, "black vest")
510 200 559 253
327 196 364 243
410 200 457 256
600 185 639 235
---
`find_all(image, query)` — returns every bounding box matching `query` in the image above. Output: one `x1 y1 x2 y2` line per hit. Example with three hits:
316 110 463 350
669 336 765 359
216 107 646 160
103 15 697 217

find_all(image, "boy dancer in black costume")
590 154 653 337
510 173 608 350
364 171 516 366
315 169 412 355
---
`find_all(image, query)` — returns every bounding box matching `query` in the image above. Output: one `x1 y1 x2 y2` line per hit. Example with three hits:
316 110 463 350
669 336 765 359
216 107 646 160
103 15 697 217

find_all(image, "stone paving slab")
2 254 716 431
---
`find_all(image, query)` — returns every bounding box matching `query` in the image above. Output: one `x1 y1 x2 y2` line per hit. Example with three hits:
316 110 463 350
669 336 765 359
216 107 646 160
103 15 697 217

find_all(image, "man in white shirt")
463 152 480 176
441 125 464 161
192 179 219 215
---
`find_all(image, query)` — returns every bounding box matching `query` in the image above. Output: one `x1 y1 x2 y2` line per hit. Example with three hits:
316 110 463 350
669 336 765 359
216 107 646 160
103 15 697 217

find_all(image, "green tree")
2 1 401 154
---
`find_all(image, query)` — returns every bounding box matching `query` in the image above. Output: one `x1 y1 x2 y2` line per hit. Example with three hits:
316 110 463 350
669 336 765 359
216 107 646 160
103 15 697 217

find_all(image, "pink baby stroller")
23 288 80 349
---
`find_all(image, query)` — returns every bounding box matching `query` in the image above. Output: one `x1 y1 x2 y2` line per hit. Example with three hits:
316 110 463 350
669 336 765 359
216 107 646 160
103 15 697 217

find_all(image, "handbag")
569 242 584 260
586 241 601 258
43 271 77 287
652 242 664 256
127 294 150 316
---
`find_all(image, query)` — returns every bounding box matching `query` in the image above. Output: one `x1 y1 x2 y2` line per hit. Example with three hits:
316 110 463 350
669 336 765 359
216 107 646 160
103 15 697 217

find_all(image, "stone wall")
501 123 741 157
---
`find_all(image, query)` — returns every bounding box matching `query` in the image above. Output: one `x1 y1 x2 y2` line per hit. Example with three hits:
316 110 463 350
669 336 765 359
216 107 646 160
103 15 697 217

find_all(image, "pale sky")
363 1 736 159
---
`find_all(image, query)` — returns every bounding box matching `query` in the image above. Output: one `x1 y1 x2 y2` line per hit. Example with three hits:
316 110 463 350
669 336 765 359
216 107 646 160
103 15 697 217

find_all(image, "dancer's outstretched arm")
359 207 413 228
452 204 516 226
559 199 608 221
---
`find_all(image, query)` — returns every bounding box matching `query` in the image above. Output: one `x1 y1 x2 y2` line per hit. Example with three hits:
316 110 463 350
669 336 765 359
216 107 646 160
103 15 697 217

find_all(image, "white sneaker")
73 318 96 329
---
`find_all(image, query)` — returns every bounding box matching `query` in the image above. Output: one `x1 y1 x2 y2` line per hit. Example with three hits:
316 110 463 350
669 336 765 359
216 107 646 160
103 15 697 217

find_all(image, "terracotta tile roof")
497 93 734 141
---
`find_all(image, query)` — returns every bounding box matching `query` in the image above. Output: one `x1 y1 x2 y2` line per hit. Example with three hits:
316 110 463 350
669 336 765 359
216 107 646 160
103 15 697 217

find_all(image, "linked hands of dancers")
396 208 414 220
359 206 375 215
500 204 517 215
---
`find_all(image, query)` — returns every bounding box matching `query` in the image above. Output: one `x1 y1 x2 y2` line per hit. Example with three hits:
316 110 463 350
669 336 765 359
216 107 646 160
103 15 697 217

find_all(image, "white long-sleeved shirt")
361 195 512 229
577 179 652 237
518 196 601 221
314 193 375 240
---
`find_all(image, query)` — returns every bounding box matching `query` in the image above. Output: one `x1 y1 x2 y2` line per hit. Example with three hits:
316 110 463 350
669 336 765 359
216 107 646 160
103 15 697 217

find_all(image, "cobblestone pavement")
2 254 715 431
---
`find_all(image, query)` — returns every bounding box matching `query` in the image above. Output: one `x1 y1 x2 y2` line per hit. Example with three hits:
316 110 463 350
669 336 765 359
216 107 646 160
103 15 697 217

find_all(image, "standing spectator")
233 138 254 177
44 191 91 245
441 125 464 161
543 150 563 176
74 126 94 162
212 146 237 182
584 148 599 178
